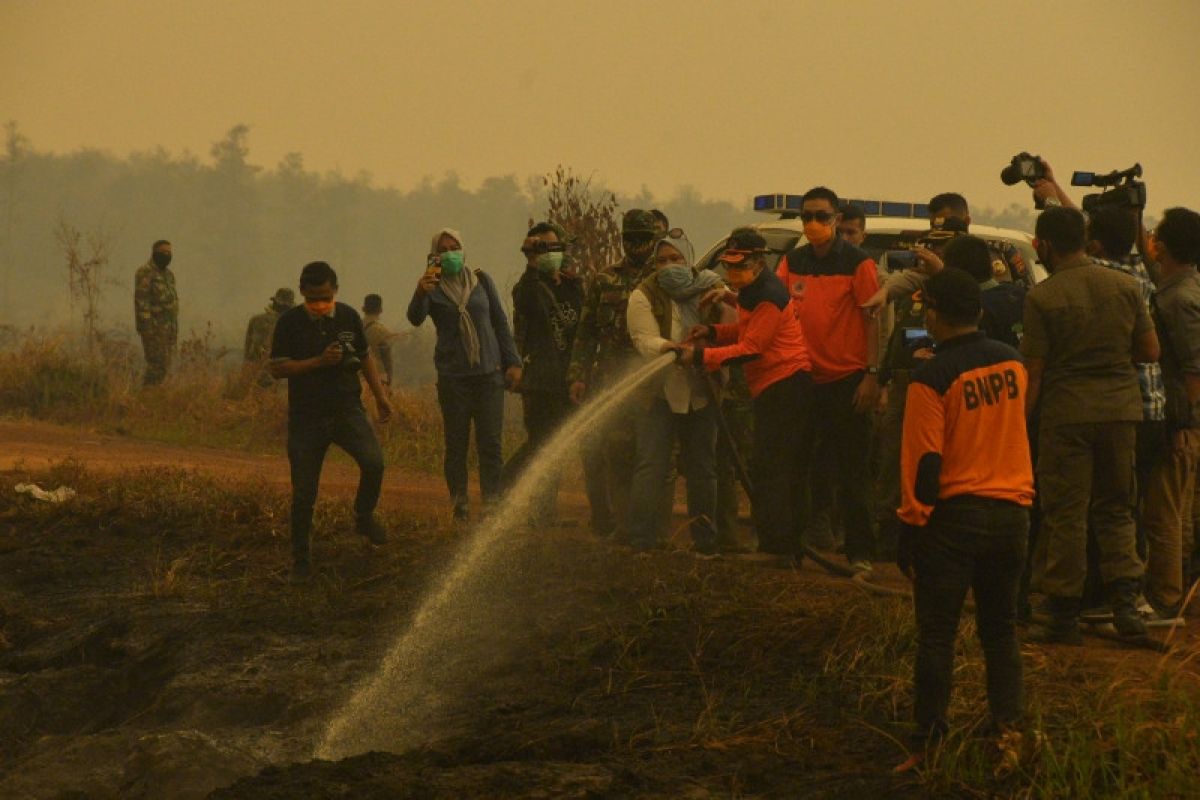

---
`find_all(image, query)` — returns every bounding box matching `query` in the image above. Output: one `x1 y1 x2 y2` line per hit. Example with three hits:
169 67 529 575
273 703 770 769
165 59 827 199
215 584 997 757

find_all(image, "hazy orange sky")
4 0 1199 214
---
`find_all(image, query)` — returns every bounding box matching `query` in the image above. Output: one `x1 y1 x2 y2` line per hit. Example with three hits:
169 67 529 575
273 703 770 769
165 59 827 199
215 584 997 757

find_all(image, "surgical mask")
152 252 172 268
657 264 693 288
803 221 833 247
439 250 464 276
305 299 335 317
725 266 756 290
535 251 564 274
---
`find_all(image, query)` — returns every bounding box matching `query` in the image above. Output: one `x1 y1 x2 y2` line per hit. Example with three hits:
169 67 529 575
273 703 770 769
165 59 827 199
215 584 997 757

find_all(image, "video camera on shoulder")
1072 163 1146 214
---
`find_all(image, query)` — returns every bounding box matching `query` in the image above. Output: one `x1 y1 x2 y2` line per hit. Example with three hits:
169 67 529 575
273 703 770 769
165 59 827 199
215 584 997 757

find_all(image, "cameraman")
860 192 1032 318
270 261 392 580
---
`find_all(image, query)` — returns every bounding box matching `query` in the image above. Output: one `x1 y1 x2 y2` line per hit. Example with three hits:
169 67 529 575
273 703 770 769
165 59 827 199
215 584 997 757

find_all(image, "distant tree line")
0 121 1036 363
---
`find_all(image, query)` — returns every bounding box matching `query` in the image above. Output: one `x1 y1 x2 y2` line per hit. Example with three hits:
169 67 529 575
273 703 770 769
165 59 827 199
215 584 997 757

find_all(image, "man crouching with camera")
270 260 393 580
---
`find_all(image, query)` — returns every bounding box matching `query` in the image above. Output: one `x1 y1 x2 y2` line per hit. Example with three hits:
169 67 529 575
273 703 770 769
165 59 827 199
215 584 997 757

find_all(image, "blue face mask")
657 264 694 292
439 250 464 276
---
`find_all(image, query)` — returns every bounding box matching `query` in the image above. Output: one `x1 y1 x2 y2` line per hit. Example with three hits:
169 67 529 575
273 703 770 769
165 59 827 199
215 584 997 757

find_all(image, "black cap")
362 293 382 313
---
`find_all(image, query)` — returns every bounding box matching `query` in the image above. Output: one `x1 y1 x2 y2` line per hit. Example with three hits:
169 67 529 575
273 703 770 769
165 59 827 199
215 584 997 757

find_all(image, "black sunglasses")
522 240 567 254
799 211 837 223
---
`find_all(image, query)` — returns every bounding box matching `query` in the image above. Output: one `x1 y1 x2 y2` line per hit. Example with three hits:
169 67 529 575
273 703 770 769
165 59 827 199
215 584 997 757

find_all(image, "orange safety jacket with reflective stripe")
898 331 1035 527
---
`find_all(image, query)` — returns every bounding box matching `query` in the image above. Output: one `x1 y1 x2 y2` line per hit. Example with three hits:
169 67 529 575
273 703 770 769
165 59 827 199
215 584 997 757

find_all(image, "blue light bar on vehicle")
847 199 929 219
756 194 930 219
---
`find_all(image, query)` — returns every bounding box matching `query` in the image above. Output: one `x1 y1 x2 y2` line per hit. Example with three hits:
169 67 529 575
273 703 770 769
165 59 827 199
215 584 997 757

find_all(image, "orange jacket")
899 332 1034 526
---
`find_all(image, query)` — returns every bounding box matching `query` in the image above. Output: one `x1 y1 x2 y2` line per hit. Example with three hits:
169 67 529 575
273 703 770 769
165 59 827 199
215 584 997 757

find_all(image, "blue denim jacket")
407 269 521 378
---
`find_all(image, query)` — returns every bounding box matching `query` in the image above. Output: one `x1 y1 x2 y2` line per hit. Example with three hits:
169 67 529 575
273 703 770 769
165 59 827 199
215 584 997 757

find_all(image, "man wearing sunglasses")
777 186 882 573
502 222 583 524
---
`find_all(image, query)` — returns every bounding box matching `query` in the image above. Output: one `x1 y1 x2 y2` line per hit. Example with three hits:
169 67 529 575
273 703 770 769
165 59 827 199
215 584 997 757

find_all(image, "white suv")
696 195 1046 285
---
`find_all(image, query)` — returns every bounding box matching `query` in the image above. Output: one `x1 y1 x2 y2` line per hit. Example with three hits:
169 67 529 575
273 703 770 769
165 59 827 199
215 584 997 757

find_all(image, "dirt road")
0 419 591 520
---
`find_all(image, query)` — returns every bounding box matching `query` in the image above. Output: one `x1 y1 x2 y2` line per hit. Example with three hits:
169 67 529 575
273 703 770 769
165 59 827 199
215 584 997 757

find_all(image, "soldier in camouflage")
244 288 296 387
567 209 659 538
133 239 178 386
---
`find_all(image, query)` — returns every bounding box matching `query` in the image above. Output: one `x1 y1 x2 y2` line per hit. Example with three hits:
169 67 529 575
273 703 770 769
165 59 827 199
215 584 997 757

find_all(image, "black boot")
1027 595 1082 645
1108 578 1147 637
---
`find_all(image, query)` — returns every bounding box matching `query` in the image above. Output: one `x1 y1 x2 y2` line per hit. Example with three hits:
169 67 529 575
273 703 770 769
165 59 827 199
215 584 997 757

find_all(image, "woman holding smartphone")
408 228 522 521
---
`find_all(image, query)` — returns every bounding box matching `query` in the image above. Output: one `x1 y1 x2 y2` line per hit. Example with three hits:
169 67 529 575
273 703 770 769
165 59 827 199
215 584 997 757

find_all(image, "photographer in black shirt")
270 261 393 580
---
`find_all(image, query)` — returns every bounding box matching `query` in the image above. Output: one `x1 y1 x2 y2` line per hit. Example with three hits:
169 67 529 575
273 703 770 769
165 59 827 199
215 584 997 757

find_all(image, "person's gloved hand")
898 523 919 581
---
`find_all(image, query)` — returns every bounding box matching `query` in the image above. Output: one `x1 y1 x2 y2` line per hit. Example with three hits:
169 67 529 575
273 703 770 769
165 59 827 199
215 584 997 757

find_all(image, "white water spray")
316 352 676 759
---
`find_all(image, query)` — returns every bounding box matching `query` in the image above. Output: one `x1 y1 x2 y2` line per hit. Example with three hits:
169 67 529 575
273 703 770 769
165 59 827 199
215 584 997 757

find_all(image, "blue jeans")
912 497 1028 744
287 408 385 563
629 398 718 550
437 372 505 508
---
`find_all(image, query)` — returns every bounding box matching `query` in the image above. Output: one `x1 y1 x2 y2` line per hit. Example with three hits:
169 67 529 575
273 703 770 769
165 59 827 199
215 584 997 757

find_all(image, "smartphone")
425 254 441 279
887 250 918 272
903 327 929 344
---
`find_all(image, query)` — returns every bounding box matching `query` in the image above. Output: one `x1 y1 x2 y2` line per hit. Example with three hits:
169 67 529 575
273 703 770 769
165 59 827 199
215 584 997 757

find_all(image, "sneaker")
356 519 388 546
850 559 873 575
453 503 469 522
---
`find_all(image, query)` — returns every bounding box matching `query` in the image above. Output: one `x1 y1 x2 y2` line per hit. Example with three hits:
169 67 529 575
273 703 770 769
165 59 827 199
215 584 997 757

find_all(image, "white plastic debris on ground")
14 483 77 503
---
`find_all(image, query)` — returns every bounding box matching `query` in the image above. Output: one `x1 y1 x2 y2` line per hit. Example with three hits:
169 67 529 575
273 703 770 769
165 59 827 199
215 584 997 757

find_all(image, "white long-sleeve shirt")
626 289 708 413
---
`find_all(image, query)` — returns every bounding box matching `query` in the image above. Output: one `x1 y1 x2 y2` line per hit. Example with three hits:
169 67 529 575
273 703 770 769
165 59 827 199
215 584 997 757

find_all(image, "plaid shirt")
1093 255 1166 422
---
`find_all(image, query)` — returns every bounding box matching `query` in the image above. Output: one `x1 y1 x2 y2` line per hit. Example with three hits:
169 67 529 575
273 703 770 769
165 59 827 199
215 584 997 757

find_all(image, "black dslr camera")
1000 152 1047 188
1072 163 1146 214
335 331 362 371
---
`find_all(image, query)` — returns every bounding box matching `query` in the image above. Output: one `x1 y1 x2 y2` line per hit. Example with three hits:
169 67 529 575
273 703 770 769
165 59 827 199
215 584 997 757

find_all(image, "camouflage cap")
271 288 296 306
622 209 658 236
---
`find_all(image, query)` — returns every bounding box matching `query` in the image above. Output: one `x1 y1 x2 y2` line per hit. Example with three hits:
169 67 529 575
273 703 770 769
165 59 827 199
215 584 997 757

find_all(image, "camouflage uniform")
244 289 294 388
134 258 178 386
567 209 658 537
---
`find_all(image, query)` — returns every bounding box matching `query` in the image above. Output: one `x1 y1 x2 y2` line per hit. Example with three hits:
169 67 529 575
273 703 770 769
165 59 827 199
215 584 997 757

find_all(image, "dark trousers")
913 498 1028 743
629 398 718 549
809 372 876 562
751 371 814 555
287 407 385 563
437 373 505 507
501 389 573 522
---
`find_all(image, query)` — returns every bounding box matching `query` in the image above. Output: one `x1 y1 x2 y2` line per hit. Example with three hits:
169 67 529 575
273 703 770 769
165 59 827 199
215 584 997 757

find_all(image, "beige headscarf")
430 227 481 367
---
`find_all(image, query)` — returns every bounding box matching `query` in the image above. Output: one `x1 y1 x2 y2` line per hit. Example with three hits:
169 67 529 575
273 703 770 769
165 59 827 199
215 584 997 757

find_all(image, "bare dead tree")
55 217 112 354
541 166 622 284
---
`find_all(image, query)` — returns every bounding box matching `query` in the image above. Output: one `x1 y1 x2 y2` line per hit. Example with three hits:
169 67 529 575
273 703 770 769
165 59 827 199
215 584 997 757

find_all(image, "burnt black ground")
0 463 930 799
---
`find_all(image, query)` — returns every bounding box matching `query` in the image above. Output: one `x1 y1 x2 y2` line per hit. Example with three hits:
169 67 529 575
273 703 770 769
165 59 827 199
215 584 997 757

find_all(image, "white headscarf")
430 227 481 367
